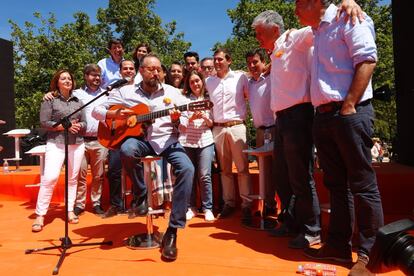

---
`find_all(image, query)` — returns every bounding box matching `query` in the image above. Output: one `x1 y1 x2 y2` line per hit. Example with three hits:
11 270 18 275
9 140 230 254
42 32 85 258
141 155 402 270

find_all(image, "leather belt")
315 101 343 114
276 102 313 117
83 136 98 141
214 120 244 127
258 125 275 130
316 99 371 114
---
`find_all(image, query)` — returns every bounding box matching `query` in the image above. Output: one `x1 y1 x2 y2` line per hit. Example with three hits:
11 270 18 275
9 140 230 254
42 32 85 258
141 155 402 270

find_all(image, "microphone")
106 78 129 91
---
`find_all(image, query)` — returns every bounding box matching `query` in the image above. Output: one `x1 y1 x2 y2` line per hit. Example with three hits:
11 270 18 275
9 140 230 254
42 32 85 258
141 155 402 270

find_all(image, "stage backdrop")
392 1 414 166
0 38 16 163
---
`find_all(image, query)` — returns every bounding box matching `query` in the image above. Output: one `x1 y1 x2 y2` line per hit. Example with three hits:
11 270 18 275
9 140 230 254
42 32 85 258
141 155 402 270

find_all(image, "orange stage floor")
0 162 412 275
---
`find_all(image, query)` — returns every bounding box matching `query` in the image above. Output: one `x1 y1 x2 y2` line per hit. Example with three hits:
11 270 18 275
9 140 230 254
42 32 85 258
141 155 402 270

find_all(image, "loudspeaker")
392 1 414 166
0 38 16 162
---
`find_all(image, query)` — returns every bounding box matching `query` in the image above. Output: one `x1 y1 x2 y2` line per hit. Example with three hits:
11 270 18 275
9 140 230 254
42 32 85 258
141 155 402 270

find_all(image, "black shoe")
217 204 235 219
161 232 177 261
102 205 121 219
304 244 352 263
268 223 297 237
73 206 84 216
93 205 105 215
264 205 277 217
128 198 148 218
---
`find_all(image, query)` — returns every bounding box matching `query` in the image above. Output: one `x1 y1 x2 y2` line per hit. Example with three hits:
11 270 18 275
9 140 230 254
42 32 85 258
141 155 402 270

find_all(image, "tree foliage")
10 0 190 128
216 0 395 143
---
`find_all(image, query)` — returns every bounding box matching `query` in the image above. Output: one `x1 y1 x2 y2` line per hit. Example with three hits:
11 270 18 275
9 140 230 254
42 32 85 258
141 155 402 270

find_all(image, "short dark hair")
200 57 213 65
107 38 123 50
245 49 266 62
214 48 232 61
119 59 135 71
184 51 200 62
83 64 101 76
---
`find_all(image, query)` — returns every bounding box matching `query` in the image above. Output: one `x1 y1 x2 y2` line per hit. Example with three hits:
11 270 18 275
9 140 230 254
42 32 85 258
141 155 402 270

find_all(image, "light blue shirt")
310 4 377 107
247 74 274 128
72 86 107 137
92 83 189 154
97 57 122 89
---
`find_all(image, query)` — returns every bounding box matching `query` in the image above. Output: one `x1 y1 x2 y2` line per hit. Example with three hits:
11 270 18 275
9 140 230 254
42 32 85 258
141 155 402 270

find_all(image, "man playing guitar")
92 54 198 261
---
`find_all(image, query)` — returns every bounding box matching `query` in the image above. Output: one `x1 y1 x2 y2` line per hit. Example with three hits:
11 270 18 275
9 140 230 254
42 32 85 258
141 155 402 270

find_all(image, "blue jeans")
313 102 384 256
120 138 194 228
273 103 320 236
185 144 214 211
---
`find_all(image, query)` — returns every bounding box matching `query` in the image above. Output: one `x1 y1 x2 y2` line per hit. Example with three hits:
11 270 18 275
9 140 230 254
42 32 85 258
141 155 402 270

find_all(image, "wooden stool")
125 155 165 249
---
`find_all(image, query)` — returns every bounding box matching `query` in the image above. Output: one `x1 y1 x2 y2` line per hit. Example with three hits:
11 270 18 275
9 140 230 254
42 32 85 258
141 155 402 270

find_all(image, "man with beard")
93 54 194 261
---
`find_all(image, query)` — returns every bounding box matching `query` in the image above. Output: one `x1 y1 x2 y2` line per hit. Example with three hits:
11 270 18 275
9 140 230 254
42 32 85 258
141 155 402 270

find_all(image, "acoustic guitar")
98 100 213 149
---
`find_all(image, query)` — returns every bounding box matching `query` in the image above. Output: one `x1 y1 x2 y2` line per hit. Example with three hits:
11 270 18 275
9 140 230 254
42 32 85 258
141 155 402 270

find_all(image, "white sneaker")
186 208 196 220
204 209 215 221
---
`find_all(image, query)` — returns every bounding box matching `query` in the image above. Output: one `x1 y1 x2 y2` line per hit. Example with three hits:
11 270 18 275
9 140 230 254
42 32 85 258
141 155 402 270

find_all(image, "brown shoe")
32 216 44 232
304 244 353 263
349 255 374 276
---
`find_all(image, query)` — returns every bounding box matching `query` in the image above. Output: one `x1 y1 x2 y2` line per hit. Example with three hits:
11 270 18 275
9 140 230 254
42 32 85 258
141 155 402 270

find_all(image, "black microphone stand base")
25 237 113 275
25 114 114 275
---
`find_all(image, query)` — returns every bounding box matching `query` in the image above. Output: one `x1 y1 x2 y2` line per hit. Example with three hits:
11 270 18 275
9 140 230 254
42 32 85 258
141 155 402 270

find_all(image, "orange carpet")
0 162 412 275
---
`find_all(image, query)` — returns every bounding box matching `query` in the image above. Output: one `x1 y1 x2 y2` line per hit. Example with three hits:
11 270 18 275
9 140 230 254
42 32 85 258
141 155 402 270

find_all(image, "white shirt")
270 27 313 112
178 94 214 148
134 72 143 85
205 70 248 123
247 74 274 128
97 57 122 89
72 86 107 137
92 83 189 154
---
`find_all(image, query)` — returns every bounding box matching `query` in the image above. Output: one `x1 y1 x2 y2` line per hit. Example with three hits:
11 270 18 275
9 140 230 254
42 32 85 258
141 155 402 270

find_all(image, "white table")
3 129 30 171
242 142 277 230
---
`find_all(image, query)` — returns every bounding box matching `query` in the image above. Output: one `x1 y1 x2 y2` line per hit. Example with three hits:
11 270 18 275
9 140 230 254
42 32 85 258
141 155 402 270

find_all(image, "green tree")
10 0 191 128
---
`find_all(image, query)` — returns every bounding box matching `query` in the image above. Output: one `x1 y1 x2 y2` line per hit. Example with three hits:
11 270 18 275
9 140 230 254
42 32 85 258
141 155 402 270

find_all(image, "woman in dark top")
32 69 86 232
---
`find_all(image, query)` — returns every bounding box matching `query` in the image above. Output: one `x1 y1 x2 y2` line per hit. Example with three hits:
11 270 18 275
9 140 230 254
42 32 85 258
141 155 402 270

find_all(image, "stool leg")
125 158 164 249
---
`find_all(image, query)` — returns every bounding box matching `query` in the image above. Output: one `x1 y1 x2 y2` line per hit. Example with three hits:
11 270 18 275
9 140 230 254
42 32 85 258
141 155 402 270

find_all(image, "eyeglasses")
143 66 162 73
201 66 214 71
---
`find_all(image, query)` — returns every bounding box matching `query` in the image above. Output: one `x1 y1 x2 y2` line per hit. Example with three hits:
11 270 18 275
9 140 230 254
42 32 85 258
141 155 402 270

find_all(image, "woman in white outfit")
32 69 86 232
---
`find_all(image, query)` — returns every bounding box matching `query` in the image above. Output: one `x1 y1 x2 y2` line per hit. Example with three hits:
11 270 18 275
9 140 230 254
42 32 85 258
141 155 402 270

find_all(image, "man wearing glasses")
93 53 194 261
200 57 216 79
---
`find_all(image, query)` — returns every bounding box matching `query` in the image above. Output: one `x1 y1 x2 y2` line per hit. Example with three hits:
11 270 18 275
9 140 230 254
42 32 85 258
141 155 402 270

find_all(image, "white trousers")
35 141 85 216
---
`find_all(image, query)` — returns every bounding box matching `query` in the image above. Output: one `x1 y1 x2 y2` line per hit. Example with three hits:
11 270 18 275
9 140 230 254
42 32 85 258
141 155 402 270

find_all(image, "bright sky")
0 0 240 59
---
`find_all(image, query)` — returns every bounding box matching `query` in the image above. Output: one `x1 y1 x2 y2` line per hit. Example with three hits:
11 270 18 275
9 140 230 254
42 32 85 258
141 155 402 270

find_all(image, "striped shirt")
179 95 214 149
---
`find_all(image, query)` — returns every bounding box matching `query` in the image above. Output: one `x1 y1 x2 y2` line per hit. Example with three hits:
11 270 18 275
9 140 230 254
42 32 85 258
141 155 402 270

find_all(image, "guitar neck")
136 103 189 123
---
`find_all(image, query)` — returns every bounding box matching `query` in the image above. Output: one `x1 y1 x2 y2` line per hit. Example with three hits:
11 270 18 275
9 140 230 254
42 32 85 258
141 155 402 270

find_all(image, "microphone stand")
25 85 121 275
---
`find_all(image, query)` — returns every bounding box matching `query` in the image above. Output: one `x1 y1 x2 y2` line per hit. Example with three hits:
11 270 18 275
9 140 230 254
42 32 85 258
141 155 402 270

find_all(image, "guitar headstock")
188 100 214 111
